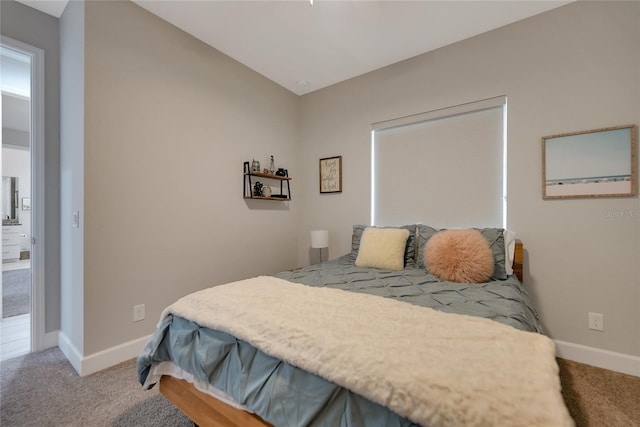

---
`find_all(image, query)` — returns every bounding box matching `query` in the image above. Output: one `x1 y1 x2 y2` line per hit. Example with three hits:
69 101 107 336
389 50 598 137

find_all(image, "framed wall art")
319 156 342 193
542 125 637 199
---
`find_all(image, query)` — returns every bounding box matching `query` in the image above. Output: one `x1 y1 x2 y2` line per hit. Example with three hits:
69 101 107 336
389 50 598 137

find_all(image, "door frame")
1 35 46 352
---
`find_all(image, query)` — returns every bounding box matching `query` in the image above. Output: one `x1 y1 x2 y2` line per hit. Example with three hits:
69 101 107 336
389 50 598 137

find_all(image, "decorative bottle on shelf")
269 155 275 175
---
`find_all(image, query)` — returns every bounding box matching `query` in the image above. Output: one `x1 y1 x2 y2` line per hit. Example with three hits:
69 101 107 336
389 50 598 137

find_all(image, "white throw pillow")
503 229 517 276
355 227 410 271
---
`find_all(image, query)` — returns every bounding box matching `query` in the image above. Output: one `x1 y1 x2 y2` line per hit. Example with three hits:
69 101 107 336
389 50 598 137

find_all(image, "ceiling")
1 47 31 133
16 0 572 95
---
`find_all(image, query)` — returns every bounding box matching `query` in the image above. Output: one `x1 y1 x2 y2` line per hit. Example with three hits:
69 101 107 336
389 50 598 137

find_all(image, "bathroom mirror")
2 176 19 222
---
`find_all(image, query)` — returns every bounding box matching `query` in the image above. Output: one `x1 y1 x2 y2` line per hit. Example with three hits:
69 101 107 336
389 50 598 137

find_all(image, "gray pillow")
351 224 417 267
415 224 439 269
475 228 507 280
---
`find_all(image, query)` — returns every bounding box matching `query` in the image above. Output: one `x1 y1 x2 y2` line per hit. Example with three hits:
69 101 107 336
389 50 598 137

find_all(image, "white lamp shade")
310 230 329 249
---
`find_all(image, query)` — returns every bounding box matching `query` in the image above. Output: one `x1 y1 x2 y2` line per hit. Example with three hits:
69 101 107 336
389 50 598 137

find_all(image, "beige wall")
298 1 640 357
50 0 640 365
78 1 300 355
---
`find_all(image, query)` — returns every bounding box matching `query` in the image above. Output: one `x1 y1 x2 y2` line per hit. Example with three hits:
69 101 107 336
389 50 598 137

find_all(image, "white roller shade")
372 98 505 228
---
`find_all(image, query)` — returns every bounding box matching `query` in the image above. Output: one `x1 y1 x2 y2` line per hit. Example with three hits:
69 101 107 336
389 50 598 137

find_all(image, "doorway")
1 37 45 360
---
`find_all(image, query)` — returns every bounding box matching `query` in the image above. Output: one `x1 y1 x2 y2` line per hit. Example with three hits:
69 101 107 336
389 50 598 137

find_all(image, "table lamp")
310 230 329 263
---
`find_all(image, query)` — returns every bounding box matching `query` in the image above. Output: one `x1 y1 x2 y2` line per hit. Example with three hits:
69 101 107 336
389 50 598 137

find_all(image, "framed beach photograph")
319 156 342 193
542 125 637 199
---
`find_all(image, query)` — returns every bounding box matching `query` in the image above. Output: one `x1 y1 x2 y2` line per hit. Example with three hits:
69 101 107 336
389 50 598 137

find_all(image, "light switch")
72 210 80 228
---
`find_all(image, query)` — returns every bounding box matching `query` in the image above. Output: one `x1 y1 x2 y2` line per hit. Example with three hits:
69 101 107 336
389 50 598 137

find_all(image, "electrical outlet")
133 304 145 322
588 312 603 331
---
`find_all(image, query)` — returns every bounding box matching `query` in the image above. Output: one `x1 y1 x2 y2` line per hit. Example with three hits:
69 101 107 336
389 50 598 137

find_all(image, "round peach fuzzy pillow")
424 229 494 283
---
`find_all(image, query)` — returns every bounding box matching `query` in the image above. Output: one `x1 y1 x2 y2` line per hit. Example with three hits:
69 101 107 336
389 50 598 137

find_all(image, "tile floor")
1 259 31 361
0 313 30 361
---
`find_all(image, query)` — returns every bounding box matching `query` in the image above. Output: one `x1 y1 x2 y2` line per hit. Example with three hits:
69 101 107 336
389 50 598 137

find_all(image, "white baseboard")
80 334 152 376
58 331 83 375
54 334 639 378
58 332 152 376
555 340 640 377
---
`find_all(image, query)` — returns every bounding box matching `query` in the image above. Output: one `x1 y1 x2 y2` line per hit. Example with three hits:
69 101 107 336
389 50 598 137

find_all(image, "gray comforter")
138 256 541 426
276 255 540 333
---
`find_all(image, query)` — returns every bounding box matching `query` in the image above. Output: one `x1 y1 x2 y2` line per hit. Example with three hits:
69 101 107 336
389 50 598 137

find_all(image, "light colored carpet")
2 269 30 318
557 358 640 426
1 347 638 426
0 347 192 427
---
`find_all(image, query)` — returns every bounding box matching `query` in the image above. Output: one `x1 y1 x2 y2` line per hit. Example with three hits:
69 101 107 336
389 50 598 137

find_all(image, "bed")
137 225 573 427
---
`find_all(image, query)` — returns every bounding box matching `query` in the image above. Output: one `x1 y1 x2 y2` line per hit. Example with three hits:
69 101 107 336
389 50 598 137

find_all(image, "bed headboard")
513 241 523 283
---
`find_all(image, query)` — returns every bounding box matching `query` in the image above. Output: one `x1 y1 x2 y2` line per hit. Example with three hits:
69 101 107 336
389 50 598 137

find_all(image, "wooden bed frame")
159 376 271 427
513 240 524 283
159 241 525 427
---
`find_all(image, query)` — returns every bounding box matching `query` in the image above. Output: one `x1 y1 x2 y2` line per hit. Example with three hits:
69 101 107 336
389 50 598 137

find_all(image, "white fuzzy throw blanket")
162 276 573 427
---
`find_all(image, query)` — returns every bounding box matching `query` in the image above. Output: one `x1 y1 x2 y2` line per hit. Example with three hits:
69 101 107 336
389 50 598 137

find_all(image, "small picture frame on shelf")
319 156 342 194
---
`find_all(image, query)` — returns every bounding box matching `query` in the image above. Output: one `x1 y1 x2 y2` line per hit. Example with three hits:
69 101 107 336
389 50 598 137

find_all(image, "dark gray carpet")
2 269 30 318
0 347 193 427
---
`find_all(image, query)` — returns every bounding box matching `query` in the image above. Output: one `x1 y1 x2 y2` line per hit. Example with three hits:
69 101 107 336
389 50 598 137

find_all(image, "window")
372 96 506 228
